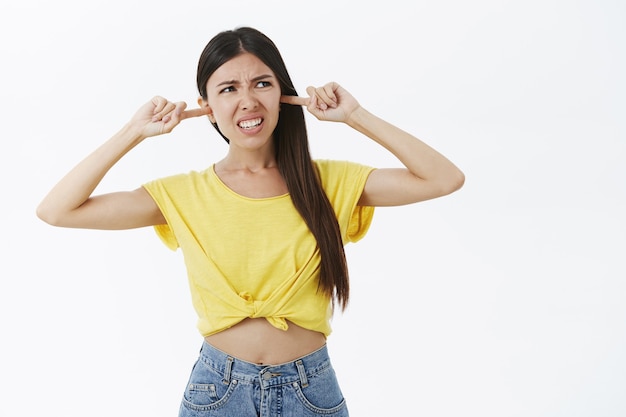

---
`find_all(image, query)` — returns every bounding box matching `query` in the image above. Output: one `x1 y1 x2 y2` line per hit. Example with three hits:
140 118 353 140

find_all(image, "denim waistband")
198 341 331 389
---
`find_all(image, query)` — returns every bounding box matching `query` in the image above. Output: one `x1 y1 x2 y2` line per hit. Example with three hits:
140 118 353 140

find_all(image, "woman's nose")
239 90 258 110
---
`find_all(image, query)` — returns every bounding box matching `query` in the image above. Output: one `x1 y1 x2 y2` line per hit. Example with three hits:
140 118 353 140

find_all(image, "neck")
218 149 277 173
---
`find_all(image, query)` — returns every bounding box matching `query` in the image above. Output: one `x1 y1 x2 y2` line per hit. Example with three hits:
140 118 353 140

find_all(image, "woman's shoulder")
147 166 213 185
312 159 376 200
313 159 375 179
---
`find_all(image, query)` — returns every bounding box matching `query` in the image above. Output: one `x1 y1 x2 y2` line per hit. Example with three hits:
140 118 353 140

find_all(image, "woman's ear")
197 96 216 123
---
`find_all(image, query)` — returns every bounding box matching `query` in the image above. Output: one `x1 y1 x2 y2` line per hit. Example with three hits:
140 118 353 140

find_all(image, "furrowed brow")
252 74 273 82
215 74 273 88
216 79 238 87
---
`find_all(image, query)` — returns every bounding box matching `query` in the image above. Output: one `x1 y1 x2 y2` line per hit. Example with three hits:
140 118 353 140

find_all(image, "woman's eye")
256 81 271 88
220 86 235 93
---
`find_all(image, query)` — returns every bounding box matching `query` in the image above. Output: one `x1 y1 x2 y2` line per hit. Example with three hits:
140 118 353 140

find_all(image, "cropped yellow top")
142 159 375 337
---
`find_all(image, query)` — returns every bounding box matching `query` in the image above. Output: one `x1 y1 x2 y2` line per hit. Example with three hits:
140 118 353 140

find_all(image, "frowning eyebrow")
216 74 274 87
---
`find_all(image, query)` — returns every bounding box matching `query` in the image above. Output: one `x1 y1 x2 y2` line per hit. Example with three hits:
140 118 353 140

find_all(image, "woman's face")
200 53 282 150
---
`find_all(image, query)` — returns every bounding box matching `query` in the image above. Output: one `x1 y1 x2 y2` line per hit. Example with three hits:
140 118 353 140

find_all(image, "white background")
1 1 624 416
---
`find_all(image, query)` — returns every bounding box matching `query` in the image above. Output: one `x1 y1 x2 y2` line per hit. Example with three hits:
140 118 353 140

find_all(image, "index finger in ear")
280 95 309 106
180 107 211 120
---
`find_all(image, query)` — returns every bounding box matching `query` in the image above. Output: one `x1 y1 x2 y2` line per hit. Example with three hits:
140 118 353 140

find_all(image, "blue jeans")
178 341 349 417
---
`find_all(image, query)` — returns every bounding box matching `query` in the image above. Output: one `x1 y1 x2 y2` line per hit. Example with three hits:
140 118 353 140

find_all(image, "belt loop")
295 359 309 388
222 356 234 385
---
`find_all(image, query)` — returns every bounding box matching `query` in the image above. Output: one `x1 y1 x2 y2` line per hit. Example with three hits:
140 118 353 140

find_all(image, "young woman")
37 26 464 417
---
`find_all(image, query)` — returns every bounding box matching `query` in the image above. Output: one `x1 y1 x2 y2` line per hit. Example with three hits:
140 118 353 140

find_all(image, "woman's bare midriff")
204 318 326 365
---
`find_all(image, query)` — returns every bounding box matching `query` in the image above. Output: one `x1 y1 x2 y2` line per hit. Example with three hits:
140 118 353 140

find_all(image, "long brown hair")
196 27 350 309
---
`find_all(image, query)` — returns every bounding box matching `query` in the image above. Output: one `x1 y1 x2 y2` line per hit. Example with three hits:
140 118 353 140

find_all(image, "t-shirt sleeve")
347 203 375 243
142 177 182 251
315 159 376 244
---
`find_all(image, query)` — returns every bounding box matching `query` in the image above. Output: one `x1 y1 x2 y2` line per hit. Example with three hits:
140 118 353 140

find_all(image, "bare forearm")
346 107 463 185
37 123 143 224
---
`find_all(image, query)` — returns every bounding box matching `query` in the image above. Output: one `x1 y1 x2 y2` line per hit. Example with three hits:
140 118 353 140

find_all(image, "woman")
37 27 464 417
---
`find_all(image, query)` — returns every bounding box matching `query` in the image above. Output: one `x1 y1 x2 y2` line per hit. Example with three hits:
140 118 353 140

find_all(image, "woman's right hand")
129 96 210 139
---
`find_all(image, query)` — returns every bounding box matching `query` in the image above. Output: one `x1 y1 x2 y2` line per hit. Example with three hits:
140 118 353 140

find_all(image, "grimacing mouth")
238 117 263 129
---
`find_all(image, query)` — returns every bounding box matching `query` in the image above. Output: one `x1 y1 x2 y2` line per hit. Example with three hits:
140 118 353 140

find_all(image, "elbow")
36 202 63 227
451 169 465 192
36 203 54 225
439 168 465 197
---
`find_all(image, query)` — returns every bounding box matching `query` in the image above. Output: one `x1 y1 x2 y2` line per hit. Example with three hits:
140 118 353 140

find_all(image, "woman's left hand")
281 82 360 123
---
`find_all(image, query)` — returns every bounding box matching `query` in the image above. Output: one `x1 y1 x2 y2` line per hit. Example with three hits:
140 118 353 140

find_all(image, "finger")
151 96 167 115
305 86 328 110
321 83 338 107
152 99 178 122
280 95 309 106
158 102 187 132
159 101 186 124
180 107 211 120
315 84 337 108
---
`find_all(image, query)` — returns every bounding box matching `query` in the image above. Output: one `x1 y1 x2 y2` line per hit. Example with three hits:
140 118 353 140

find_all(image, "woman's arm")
346 106 465 206
36 97 207 229
281 82 465 207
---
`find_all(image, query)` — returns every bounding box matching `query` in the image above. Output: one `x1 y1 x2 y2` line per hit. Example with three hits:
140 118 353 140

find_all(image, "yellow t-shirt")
142 159 375 337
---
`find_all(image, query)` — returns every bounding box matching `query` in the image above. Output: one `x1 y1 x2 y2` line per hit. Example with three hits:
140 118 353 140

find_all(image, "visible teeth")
239 118 262 129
